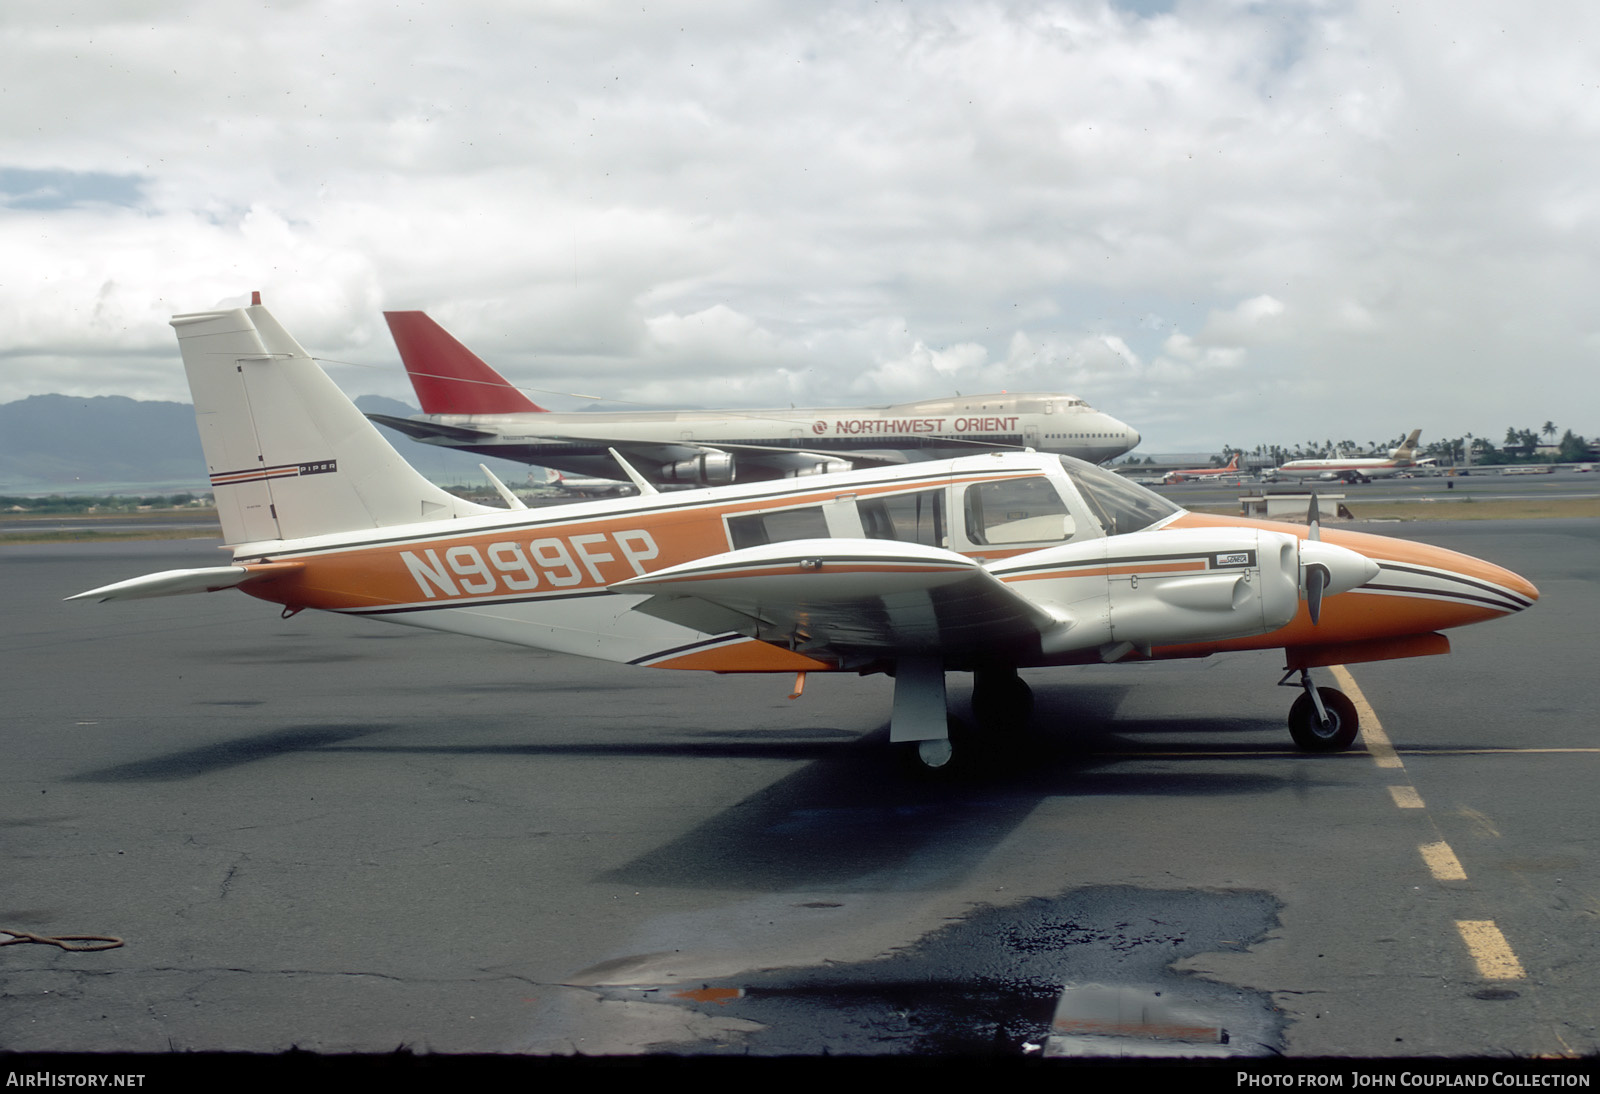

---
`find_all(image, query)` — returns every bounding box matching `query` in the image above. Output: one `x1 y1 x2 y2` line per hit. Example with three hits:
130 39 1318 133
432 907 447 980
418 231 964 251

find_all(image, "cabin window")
962 477 1073 545
859 489 945 547
1059 457 1180 535
726 505 830 549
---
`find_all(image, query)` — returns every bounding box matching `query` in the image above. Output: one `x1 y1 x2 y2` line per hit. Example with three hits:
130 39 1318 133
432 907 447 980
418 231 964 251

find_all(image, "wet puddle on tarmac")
595 885 1284 1057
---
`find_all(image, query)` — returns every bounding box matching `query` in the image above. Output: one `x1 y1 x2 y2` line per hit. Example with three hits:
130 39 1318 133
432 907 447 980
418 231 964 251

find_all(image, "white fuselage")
1267 458 1412 481
412 392 1140 476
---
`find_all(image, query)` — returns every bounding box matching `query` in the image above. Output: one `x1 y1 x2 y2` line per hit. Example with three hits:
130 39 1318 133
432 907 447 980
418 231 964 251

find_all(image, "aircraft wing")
592 438 911 478
665 440 914 468
611 538 1069 664
364 413 498 443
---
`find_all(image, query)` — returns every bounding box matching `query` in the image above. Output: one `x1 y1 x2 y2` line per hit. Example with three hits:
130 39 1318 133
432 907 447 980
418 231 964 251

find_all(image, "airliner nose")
1106 415 1139 450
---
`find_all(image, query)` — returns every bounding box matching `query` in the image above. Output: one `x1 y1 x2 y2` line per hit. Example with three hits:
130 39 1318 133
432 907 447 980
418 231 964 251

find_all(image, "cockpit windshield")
1058 456 1181 536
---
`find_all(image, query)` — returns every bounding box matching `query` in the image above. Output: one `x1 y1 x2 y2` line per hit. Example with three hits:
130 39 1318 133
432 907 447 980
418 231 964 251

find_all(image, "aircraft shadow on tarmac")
67 679 1341 892
602 683 1322 893
68 723 394 783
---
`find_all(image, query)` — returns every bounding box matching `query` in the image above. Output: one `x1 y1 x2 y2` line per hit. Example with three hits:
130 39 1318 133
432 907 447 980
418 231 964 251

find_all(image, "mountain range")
0 393 530 494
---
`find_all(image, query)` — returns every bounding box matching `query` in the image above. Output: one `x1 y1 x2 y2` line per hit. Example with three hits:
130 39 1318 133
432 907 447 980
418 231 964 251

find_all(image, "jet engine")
657 450 736 486
784 458 852 478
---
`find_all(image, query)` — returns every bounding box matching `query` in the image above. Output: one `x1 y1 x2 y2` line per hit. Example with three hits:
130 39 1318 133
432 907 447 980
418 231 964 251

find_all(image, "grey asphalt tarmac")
1153 465 1600 507
1 520 1595 1060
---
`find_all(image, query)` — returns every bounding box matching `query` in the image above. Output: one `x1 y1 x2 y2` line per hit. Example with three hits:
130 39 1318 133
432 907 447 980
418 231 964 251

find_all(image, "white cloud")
1159 332 1244 370
2 0 1598 450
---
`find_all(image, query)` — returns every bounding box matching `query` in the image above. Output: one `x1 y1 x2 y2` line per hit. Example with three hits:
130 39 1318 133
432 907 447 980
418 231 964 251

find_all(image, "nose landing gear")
1281 668 1360 751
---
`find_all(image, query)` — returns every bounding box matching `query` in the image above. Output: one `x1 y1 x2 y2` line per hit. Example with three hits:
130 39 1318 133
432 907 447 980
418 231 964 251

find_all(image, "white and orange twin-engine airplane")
71 301 1537 772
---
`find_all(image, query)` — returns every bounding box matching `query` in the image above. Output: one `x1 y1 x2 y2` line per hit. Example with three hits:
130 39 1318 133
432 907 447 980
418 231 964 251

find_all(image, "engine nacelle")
1008 527 1373 655
1103 528 1302 647
658 451 735 486
784 458 852 478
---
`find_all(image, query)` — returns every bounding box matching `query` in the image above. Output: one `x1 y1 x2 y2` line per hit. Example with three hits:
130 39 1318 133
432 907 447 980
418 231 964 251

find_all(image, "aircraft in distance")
366 311 1141 486
1163 453 1244 484
71 302 1536 773
1264 431 1424 484
540 467 638 499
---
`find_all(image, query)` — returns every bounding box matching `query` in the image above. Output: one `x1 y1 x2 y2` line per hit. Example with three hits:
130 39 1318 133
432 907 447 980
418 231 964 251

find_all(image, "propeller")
1306 492 1324 624
1305 564 1328 625
1297 495 1381 625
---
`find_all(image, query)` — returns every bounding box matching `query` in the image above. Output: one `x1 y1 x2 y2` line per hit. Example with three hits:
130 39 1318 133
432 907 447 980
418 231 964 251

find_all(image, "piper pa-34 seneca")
71 302 1537 773
365 310 1141 486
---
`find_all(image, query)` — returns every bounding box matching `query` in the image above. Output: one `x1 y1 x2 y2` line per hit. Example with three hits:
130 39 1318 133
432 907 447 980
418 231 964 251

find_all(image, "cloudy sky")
2 0 1596 452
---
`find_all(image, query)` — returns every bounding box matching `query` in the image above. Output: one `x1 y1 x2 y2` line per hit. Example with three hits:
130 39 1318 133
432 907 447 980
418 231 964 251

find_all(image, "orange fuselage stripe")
234 497 1533 674
1002 560 1207 582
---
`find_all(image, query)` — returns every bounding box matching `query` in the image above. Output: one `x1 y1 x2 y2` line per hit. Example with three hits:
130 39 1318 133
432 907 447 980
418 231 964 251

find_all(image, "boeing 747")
366 311 1141 487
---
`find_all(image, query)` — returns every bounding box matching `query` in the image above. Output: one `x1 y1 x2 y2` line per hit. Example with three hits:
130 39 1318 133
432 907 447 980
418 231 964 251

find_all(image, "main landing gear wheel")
1288 687 1359 752
971 671 1034 731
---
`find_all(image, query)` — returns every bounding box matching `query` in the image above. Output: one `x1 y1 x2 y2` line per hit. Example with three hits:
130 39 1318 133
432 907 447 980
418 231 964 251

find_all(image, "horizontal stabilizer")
66 562 302 603
612 539 1067 659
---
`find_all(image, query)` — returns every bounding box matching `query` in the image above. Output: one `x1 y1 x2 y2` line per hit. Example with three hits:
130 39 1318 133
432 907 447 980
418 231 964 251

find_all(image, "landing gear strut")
891 658 1012 775
1280 668 1359 751
890 658 960 774
889 662 1035 774
971 666 1034 731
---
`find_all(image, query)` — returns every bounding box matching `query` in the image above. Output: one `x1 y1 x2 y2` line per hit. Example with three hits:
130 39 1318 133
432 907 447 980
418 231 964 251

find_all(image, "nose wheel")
1281 668 1360 751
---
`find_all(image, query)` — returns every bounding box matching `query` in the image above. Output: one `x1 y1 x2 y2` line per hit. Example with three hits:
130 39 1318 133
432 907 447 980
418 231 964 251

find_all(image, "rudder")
383 311 546 415
173 301 491 545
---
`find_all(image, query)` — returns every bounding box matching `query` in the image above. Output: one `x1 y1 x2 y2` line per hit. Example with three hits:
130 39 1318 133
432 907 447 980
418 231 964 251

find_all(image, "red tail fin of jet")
383 311 547 415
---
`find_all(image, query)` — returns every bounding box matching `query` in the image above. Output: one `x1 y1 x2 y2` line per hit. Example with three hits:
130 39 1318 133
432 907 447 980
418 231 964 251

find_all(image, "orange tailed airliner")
1163 453 1243 484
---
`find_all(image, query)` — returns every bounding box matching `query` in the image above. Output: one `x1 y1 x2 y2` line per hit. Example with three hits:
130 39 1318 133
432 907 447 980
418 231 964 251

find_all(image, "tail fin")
383 311 546 415
1392 429 1423 460
172 301 492 545
1224 453 1239 471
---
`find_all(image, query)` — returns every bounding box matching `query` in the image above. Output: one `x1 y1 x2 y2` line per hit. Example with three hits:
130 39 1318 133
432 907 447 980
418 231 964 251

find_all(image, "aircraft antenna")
479 464 529 510
607 448 660 496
